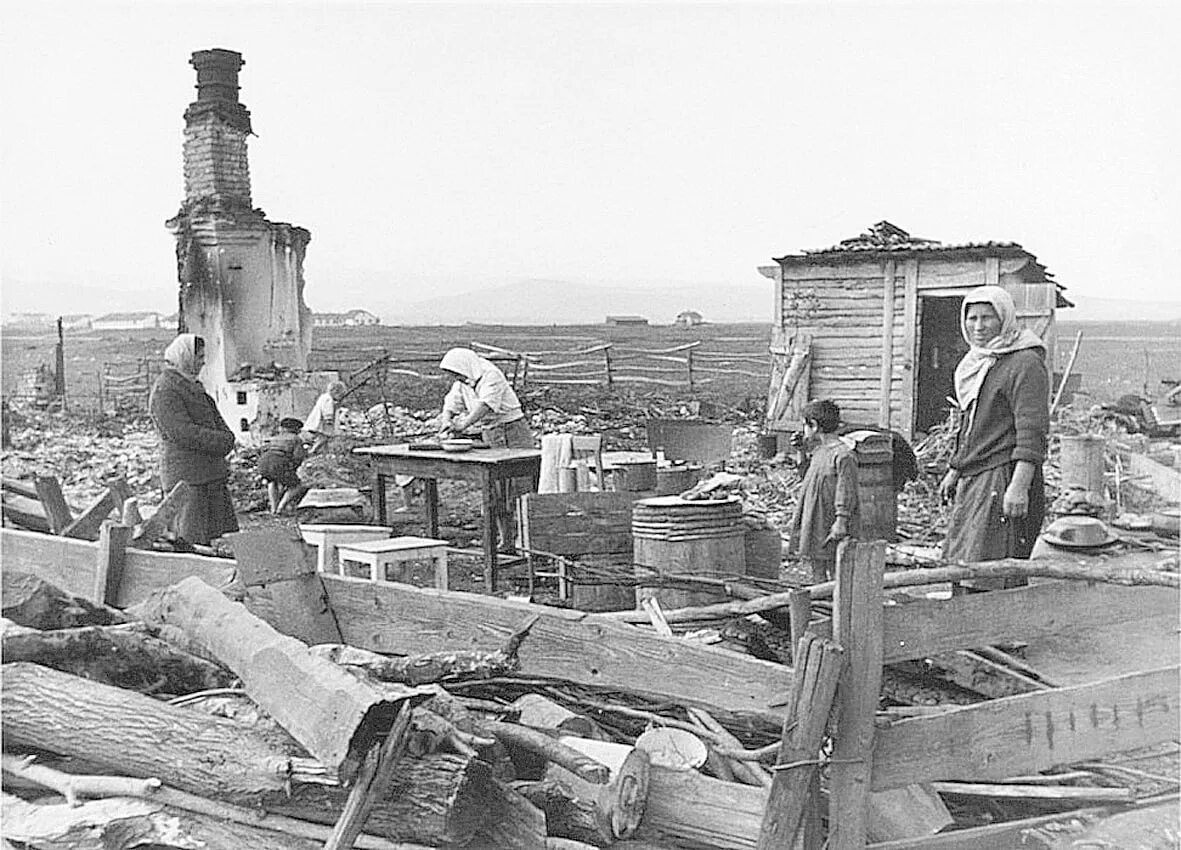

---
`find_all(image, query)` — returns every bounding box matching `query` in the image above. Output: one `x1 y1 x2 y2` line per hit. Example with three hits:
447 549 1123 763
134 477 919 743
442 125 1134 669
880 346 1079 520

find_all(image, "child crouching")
258 417 308 515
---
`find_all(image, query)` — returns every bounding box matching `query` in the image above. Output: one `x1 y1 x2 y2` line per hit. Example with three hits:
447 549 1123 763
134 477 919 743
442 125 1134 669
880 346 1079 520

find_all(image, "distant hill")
377 278 771 326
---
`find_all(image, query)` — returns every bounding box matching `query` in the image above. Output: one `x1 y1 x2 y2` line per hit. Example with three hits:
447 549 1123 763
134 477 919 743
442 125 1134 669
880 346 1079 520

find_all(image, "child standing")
258 417 308 515
789 399 860 583
301 381 346 455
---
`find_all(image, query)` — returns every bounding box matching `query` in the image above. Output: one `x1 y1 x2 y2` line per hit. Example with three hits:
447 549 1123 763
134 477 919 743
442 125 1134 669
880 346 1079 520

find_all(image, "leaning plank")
324 576 789 724
872 665 1181 790
135 576 432 784
882 581 1177 663
131 480 191 545
757 633 844 849
1 526 236 608
93 521 130 606
61 486 122 540
2 662 292 796
34 475 74 533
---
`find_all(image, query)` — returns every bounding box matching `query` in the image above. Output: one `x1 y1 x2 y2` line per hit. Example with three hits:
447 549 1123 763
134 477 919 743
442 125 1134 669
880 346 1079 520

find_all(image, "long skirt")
173 479 239 546
482 418 535 550
944 462 1044 565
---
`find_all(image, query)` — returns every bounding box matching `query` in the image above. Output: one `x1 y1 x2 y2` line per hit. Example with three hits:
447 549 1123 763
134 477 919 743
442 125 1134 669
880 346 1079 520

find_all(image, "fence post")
604 346 613 387
55 317 67 412
828 539 885 850
687 346 695 392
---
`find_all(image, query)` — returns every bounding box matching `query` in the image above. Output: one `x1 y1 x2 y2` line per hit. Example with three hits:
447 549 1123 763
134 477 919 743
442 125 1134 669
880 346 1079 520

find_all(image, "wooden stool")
336 536 450 590
299 524 391 575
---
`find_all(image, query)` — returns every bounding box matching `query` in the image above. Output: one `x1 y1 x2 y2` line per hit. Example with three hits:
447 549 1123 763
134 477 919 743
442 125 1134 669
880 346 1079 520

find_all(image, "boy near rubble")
258 417 308 515
789 399 861 583
301 380 346 455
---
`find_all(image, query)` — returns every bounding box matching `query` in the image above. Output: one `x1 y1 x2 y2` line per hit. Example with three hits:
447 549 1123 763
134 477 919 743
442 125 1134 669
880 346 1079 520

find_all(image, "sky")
1 1 1178 320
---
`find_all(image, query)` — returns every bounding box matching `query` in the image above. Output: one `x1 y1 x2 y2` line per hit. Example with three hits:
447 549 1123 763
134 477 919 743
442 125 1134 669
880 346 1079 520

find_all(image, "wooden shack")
762 221 1072 439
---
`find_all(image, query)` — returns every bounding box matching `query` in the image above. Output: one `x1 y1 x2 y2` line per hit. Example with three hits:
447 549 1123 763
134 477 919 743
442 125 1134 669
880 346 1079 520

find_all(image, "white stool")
299 524 391 575
336 536 450 590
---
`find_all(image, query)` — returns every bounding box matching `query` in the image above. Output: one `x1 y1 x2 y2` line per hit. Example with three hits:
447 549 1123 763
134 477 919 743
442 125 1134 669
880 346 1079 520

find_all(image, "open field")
3 319 1178 413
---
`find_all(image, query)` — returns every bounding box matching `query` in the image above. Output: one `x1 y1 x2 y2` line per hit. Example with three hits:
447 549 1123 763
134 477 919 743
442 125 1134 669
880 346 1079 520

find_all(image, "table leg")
372 471 388 525
482 470 498 591
423 479 439 538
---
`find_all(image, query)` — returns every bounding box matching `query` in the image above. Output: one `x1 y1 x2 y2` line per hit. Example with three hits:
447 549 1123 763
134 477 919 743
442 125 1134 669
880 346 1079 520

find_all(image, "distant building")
674 310 703 327
314 309 380 327
61 314 93 331
92 311 163 331
2 312 55 331
605 315 649 327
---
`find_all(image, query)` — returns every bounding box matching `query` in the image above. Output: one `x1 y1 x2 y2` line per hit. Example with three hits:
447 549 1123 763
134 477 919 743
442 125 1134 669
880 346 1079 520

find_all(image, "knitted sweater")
148 369 236 486
949 348 1049 477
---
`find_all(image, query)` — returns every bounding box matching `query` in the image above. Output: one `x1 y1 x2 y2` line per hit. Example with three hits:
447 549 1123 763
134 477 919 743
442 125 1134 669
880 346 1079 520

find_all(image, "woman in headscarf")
438 348 534 551
938 286 1049 568
148 334 239 546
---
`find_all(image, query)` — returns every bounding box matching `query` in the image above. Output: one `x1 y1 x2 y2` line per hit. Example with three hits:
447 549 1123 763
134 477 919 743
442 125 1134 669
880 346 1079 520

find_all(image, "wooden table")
353 444 542 589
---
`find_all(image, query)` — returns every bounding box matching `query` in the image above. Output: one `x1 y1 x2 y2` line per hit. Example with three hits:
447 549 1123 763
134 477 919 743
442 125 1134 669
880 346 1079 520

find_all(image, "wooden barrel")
844 430 896 542
632 496 745 609
1059 434 1105 494
655 463 703 496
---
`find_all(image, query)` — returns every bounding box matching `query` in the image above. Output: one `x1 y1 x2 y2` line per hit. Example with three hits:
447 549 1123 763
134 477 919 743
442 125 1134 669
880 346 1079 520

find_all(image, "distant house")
60 314 93 331
1 312 55 331
605 315 649 327
92 311 163 331
674 310 703 327
314 309 380 327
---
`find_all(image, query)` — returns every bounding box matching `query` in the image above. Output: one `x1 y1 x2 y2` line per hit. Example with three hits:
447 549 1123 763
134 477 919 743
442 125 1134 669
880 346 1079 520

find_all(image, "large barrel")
843 430 896 542
632 496 745 610
1059 434 1105 494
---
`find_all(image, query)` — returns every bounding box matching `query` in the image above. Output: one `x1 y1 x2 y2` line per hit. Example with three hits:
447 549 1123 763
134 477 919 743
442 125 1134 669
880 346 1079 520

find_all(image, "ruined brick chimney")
166 48 319 444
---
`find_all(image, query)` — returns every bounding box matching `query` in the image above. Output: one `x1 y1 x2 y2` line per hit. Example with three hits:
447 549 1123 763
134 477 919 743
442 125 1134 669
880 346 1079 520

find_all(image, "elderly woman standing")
148 334 239 546
438 348 533 550
939 286 1049 570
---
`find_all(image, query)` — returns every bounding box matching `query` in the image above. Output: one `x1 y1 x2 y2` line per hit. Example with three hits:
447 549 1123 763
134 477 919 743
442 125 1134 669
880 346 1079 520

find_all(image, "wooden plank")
636 764 768 849
1124 451 1181 503
879 260 896 428
1 527 236 608
900 259 919 441
882 581 1177 663
519 493 634 556
757 634 844 849
829 540 886 850
61 487 121 541
34 475 73 534
871 666 1180 790
984 256 1000 287
323 576 788 724
866 804 1114 850
93 521 130 606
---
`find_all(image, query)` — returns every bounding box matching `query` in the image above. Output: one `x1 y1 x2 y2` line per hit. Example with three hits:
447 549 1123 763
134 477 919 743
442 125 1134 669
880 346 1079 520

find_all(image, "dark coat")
149 368 236 487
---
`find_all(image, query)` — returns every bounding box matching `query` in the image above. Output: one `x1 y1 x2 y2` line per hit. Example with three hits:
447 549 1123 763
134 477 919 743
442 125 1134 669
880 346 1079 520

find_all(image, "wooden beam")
132 480 191 546
92 521 130 607
878 260 896 428
61 487 121 541
829 540 886 850
882 581 1177 663
136 576 429 784
34 475 73 534
1 527 236 609
872 665 1180 790
900 259 919 441
866 803 1116 850
757 633 844 849
323 576 789 725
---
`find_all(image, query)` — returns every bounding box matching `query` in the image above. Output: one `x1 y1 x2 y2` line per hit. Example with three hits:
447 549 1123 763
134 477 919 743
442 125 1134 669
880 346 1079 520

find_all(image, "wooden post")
54 317 67 410
829 540 886 850
604 346 614 387
787 589 811 660
899 259 919 442
687 347 695 392
756 632 844 850
93 521 130 606
878 260 896 428
34 476 73 534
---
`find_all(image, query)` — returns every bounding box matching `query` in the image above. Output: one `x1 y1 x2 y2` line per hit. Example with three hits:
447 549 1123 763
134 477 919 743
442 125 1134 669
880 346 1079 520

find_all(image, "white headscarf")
163 334 204 381
439 348 498 385
953 286 1044 413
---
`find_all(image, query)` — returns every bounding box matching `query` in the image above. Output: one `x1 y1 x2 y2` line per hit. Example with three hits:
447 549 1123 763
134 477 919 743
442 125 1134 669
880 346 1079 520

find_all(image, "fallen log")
486 721 611 785
688 707 771 789
1 620 236 695
546 737 651 844
134 576 431 783
2 661 294 796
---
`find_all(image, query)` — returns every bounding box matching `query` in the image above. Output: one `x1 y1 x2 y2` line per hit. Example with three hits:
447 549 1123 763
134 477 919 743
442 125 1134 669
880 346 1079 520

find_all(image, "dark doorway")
915 295 967 435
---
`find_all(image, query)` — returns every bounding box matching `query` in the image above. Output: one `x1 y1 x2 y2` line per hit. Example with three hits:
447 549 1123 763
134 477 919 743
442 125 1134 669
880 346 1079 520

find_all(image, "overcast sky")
1 1 1178 317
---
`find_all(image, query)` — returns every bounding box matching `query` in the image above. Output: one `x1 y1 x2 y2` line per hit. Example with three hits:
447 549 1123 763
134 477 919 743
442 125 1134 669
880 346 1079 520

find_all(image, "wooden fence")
310 337 772 394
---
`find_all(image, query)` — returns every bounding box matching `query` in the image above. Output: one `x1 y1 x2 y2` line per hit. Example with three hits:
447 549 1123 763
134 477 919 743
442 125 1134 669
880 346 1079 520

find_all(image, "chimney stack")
182 49 252 209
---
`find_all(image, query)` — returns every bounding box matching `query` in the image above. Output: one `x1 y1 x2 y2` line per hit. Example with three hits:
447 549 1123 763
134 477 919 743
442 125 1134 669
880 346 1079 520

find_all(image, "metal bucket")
1059 434 1105 494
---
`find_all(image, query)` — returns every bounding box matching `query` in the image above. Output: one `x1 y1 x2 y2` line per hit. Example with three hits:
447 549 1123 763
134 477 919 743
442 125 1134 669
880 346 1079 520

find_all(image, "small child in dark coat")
258 417 308 515
789 399 861 582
